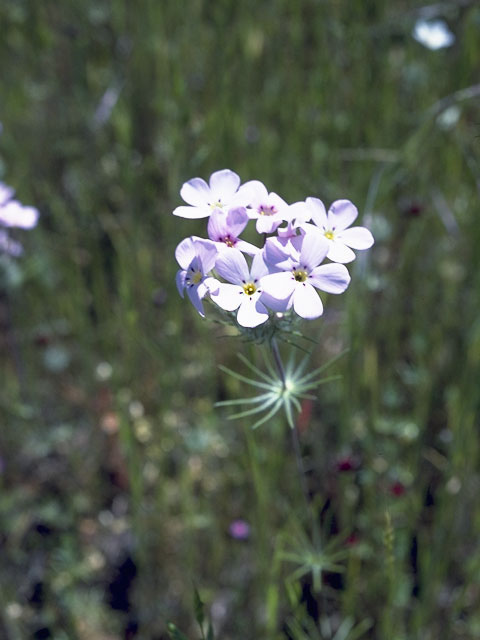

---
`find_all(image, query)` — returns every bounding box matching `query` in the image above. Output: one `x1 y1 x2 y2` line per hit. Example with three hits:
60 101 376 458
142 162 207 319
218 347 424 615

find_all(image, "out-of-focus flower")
175 237 219 317
412 19 455 50
173 169 254 219
0 183 39 229
302 198 374 263
228 519 250 540
390 480 406 497
336 455 357 472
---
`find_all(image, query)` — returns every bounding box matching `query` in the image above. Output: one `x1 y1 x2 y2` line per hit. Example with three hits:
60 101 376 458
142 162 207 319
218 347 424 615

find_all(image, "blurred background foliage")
1 0 480 638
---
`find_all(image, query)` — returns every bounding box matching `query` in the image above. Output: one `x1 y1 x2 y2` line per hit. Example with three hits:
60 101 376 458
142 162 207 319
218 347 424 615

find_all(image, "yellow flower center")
192 271 203 284
243 282 257 296
324 230 335 240
224 237 235 247
293 269 308 283
259 205 276 216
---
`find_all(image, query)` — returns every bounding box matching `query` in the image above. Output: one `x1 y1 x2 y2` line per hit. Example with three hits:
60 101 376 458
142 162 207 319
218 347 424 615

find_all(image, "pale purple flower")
207 207 259 256
262 231 351 319
210 250 270 328
263 222 304 269
302 198 374 263
229 519 250 540
245 180 291 234
175 237 219 317
0 182 39 229
173 169 254 219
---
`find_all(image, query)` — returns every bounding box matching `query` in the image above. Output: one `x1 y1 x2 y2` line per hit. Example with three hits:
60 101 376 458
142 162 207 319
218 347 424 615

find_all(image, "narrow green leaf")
251 398 284 429
215 393 272 407
193 587 205 627
237 352 275 383
228 397 276 420
206 621 215 640
218 365 272 390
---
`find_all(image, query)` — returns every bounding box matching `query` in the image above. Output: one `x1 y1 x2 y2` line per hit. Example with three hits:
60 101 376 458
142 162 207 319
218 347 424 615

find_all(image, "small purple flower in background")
302 198 374 264
245 180 291 234
262 230 351 319
228 519 250 540
173 169 254 219
207 207 259 256
175 237 219 317
211 250 270 328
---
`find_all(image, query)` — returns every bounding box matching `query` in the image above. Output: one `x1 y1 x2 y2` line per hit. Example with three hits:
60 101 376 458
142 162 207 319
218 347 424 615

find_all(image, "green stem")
270 338 313 530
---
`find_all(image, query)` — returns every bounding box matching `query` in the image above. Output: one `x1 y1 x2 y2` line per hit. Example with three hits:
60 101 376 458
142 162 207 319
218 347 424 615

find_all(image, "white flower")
244 180 292 234
210 249 270 327
302 198 374 263
173 169 254 219
0 182 39 229
175 237 219 317
413 19 455 50
262 231 351 319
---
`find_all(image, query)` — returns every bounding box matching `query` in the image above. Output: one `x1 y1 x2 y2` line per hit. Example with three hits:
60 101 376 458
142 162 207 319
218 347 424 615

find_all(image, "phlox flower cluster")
0 182 39 256
173 169 373 328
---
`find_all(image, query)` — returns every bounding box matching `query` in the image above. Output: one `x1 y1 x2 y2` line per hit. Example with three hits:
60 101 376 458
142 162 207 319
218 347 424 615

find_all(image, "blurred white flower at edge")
413 19 455 50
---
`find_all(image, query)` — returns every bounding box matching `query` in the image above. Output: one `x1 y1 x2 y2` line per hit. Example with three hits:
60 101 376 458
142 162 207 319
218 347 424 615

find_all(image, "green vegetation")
1 1 480 638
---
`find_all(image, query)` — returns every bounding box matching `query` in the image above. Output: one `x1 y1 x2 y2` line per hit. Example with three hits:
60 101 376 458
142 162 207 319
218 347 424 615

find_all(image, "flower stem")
270 338 312 524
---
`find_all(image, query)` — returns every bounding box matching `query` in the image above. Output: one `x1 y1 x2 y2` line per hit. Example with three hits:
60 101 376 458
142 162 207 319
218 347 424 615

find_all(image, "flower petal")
215 248 250 285
207 209 229 242
209 169 241 202
250 252 269 281
293 283 323 319
193 238 218 273
337 226 374 250
173 205 210 219
244 180 268 206
256 216 281 234
263 236 293 267
175 237 196 269
261 272 296 300
298 229 330 270
289 201 311 226
225 206 249 236
203 276 220 295
309 263 351 294
260 291 291 312
235 239 260 256
180 177 211 207
327 200 358 231
186 284 206 317
306 197 327 229
326 241 356 263
231 179 262 207
237 296 269 327
210 283 243 311
176 269 187 296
